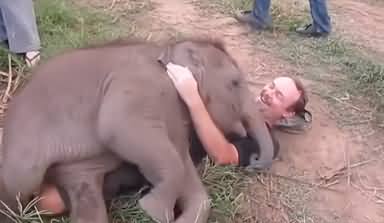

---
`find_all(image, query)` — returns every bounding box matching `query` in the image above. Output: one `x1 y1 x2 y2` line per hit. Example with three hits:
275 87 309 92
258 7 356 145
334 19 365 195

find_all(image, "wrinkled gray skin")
0 38 275 223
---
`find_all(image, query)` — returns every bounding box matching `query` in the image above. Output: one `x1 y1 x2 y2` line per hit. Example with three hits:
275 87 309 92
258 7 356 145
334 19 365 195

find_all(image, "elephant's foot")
139 193 175 223
174 196 210 223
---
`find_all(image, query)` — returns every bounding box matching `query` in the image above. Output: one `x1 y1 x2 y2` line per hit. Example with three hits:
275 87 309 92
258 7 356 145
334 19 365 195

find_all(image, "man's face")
257 77 301 124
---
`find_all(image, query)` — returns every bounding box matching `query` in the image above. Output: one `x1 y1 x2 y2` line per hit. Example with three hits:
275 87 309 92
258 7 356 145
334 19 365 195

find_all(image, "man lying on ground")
35 63 311 214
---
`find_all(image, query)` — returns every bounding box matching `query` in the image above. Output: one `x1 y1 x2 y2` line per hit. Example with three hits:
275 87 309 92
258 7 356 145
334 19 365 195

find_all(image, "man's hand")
166 63 201 107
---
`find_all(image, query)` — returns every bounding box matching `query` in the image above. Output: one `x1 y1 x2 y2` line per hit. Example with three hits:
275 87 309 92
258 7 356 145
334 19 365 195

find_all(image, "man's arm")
187 93 239 165
166 63 239 165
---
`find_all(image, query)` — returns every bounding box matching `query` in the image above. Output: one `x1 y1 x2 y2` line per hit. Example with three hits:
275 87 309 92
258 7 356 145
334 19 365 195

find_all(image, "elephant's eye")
231 79 240 87
231 104 238 112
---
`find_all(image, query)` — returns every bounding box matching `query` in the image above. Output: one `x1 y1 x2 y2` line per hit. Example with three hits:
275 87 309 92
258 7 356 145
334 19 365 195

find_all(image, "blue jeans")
251 0 331 33
0 0 41 53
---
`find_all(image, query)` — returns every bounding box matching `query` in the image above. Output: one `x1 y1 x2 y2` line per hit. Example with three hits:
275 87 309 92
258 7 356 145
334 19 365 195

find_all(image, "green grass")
34 0 125 58
0 0 128 71
201 161 249 222
283 37 384 112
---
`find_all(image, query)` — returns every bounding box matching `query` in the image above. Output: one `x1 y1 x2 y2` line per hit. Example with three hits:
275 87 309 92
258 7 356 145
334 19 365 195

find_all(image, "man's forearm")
187 97 238 165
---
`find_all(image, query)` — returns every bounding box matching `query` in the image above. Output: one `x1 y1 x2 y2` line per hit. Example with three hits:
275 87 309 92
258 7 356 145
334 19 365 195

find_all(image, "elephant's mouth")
225 133 244 142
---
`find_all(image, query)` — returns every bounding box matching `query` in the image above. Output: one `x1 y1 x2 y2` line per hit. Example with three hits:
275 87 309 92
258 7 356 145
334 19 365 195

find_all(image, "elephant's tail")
0 127 3 165
0 127 8 210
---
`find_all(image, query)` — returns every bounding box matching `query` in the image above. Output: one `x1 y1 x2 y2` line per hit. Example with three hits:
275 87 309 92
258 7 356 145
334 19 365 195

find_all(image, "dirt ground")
2 0 383 222
332 0 384 56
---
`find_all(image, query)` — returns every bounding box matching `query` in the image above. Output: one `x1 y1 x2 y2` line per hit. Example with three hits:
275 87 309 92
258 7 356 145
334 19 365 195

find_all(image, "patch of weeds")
269 2 310 32
200 160 249 222
340 57 384 110
0 194 51 223
274 179 316 223
194 0 252 15
197 0 309 32
0 47 25 72
109 187 153 223
34 0 124 58
269 176 332 223
279 36 384 113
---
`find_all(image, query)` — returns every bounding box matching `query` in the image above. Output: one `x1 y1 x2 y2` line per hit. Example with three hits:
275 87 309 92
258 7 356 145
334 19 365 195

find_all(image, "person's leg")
296 0 331 37
36 184 68 215
235 0 272 30
0 0 41 66
0 11 8 43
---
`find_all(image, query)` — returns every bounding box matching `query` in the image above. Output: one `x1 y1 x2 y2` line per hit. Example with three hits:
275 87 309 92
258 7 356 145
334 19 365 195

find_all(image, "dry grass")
0 194 51 223
0 54 29 126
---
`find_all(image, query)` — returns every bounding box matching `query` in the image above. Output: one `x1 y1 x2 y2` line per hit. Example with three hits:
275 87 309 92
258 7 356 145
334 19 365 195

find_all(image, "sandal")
24 51 41 68
274 109 313 134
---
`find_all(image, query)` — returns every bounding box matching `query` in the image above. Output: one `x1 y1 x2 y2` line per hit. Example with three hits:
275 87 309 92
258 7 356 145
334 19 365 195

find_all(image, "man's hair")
288 76 308 114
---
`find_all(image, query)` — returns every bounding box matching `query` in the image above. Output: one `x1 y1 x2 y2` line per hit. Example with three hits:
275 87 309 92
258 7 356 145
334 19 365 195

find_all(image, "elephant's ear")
157 46 173 66
157 44 205 84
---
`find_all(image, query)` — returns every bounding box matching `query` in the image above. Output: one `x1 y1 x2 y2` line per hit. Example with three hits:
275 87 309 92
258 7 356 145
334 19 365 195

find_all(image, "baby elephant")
0 37 275 223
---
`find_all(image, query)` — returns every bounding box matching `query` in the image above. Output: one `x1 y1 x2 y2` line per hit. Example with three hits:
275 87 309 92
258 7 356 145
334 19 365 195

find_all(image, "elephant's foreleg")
174 156 210 223
99 119 186 223
48 155 120 223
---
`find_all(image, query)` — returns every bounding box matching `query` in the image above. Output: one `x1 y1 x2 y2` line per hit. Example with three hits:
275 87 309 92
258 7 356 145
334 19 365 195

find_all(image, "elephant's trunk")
241 95 274 170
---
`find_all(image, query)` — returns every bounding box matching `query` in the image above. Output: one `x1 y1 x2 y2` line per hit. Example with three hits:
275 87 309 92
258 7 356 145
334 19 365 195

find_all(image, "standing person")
235 0 331 37
0 0 41 67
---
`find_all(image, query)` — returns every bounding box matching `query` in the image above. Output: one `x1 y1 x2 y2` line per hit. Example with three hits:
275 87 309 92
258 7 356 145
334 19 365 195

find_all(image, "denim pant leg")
0 11 7 42
0 0 41 53
251 0 272 26
309 0 331 33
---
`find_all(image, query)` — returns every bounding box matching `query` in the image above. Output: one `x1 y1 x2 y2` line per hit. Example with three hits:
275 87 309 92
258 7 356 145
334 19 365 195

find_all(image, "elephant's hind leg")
1 156 47 210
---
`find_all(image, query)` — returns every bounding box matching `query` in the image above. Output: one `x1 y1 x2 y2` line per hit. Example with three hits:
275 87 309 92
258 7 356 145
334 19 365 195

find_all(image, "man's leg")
0 0 41 66
296 0 331 37
235 0 272 30
0 11 7 43
36 184 68 215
